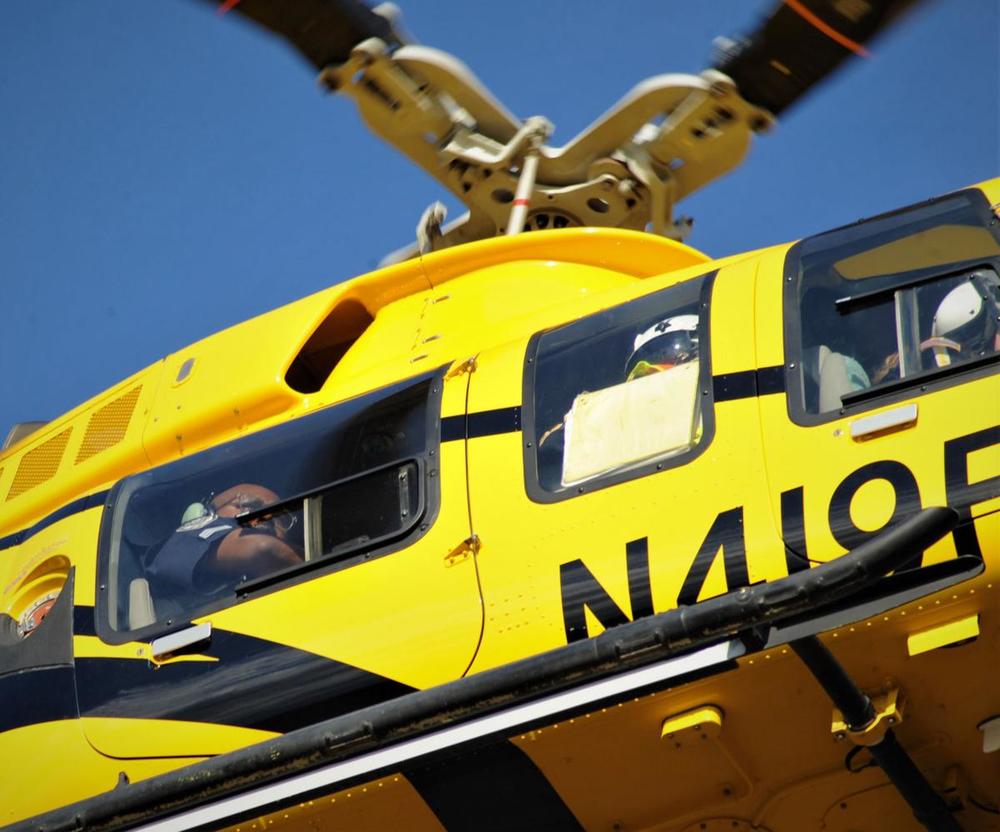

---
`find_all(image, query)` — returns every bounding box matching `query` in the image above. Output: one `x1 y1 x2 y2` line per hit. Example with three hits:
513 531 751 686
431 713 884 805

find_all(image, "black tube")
868 732 962 832
791 637 874 730
791 635 961 832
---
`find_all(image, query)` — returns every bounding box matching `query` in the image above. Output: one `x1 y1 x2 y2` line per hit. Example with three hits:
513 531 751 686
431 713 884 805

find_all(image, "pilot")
623 314 699 381
929 275 1000 366
149 483 302 593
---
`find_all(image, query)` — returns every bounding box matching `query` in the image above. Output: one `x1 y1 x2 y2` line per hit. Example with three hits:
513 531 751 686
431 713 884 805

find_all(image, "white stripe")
136 639 743 831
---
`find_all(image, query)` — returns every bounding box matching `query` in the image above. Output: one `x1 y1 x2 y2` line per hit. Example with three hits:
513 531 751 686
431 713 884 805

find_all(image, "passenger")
873 275 999 382
149 483 303 593
929 276 1000 365
539 314 699 448
623 314 699 380
799 287 871 409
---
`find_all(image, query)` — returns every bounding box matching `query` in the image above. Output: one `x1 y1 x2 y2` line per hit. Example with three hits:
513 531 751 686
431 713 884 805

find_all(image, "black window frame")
522 272 717 504
783 188 1000 427
95 368 447 645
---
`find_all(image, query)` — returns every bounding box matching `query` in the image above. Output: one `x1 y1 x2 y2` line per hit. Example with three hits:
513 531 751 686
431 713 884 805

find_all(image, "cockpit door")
463 261 782 675
80 367 484 759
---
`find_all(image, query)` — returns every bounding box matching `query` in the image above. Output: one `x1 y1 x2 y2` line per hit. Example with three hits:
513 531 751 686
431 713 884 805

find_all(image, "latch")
832 686 904 746
150 622 212 662
445 357 477 380
445 534 480 566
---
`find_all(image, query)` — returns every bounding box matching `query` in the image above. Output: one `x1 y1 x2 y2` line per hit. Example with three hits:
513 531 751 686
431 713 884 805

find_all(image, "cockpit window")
786 191 1000 420
97 373 440 640
524 274 715 501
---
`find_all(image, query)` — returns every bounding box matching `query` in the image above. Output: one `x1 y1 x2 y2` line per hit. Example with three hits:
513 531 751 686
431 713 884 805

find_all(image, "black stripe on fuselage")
0 366 786 551
441 414 466 443
441 367 786 445
73 605 97 637
441 407 522 442
0 665 77 734
714 366 786 402
405 741 584 832
73 623 415 735
0 490 109 554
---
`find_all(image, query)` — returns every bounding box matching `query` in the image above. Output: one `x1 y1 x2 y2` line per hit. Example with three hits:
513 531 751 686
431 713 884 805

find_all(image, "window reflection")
530 275 712 493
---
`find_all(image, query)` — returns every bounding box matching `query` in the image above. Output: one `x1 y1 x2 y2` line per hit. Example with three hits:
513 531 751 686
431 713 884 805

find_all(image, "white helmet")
931 275 998 363
625 314 699 379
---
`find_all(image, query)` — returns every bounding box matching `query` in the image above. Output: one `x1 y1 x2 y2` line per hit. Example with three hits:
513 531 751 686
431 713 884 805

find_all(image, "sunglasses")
205 490 298 534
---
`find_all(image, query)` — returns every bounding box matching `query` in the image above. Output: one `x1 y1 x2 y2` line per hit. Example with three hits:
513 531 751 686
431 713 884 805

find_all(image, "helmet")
931 274 999 362
624 314 699 380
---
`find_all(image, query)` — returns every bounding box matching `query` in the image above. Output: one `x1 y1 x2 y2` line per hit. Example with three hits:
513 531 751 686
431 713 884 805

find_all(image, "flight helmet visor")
624 314 700 380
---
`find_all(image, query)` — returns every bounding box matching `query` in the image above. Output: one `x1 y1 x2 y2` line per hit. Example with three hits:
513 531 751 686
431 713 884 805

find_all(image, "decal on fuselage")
560 425 999 643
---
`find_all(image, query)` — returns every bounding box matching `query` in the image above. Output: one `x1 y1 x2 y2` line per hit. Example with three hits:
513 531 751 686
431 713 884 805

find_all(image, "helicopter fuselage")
1 178 998 830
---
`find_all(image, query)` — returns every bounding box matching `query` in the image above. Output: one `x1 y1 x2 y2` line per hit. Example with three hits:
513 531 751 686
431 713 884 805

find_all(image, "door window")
524 274 715 500
97 372 441 642
785 191 1000 422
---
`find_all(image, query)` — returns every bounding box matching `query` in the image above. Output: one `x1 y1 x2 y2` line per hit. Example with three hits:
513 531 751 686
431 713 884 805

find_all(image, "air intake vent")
7 429 72 501
76 386 142 465
286 299 374 394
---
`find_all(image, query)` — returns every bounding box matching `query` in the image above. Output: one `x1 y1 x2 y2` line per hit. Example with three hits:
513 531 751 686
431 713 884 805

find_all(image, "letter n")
560 560 630 643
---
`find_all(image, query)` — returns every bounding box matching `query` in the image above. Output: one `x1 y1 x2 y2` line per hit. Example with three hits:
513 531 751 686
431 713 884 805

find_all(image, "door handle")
850 403 918 440
151 622 212 660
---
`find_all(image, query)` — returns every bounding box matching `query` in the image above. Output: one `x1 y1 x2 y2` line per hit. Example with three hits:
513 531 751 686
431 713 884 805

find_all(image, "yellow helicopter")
0 1 997 830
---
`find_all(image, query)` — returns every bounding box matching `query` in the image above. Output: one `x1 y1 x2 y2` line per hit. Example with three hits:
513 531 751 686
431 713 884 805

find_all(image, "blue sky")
1 1 997 442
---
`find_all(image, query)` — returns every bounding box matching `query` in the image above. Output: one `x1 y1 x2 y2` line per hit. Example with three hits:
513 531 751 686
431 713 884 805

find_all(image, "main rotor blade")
714 0 922 116
191 0 400 70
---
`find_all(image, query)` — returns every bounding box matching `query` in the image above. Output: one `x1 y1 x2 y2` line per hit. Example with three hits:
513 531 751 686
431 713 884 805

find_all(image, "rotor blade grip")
393 46 523 142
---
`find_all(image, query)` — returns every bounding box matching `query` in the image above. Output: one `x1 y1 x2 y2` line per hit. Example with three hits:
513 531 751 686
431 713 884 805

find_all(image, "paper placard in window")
561 361 700 486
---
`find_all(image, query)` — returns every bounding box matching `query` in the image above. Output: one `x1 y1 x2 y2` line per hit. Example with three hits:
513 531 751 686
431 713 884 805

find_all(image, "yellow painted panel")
750 246 790 369
82 717 275 758
907 614 980 656
419 261 636 371
709 257 759 375
513 688 752 831
219 774 446 832
0 720 204 826
1 507 103 613
661 705 724 739
974 175 1000 206
418 226 709 289
0 369 156 536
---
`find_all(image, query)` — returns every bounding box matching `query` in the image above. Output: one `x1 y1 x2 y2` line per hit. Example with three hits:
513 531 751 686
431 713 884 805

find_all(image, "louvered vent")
76 386 142 465
7 429 72 501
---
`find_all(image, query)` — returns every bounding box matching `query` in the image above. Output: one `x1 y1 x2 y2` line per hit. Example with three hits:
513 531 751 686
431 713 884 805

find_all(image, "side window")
524 273 714 500
98 373 440 641
787 191 1000 420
